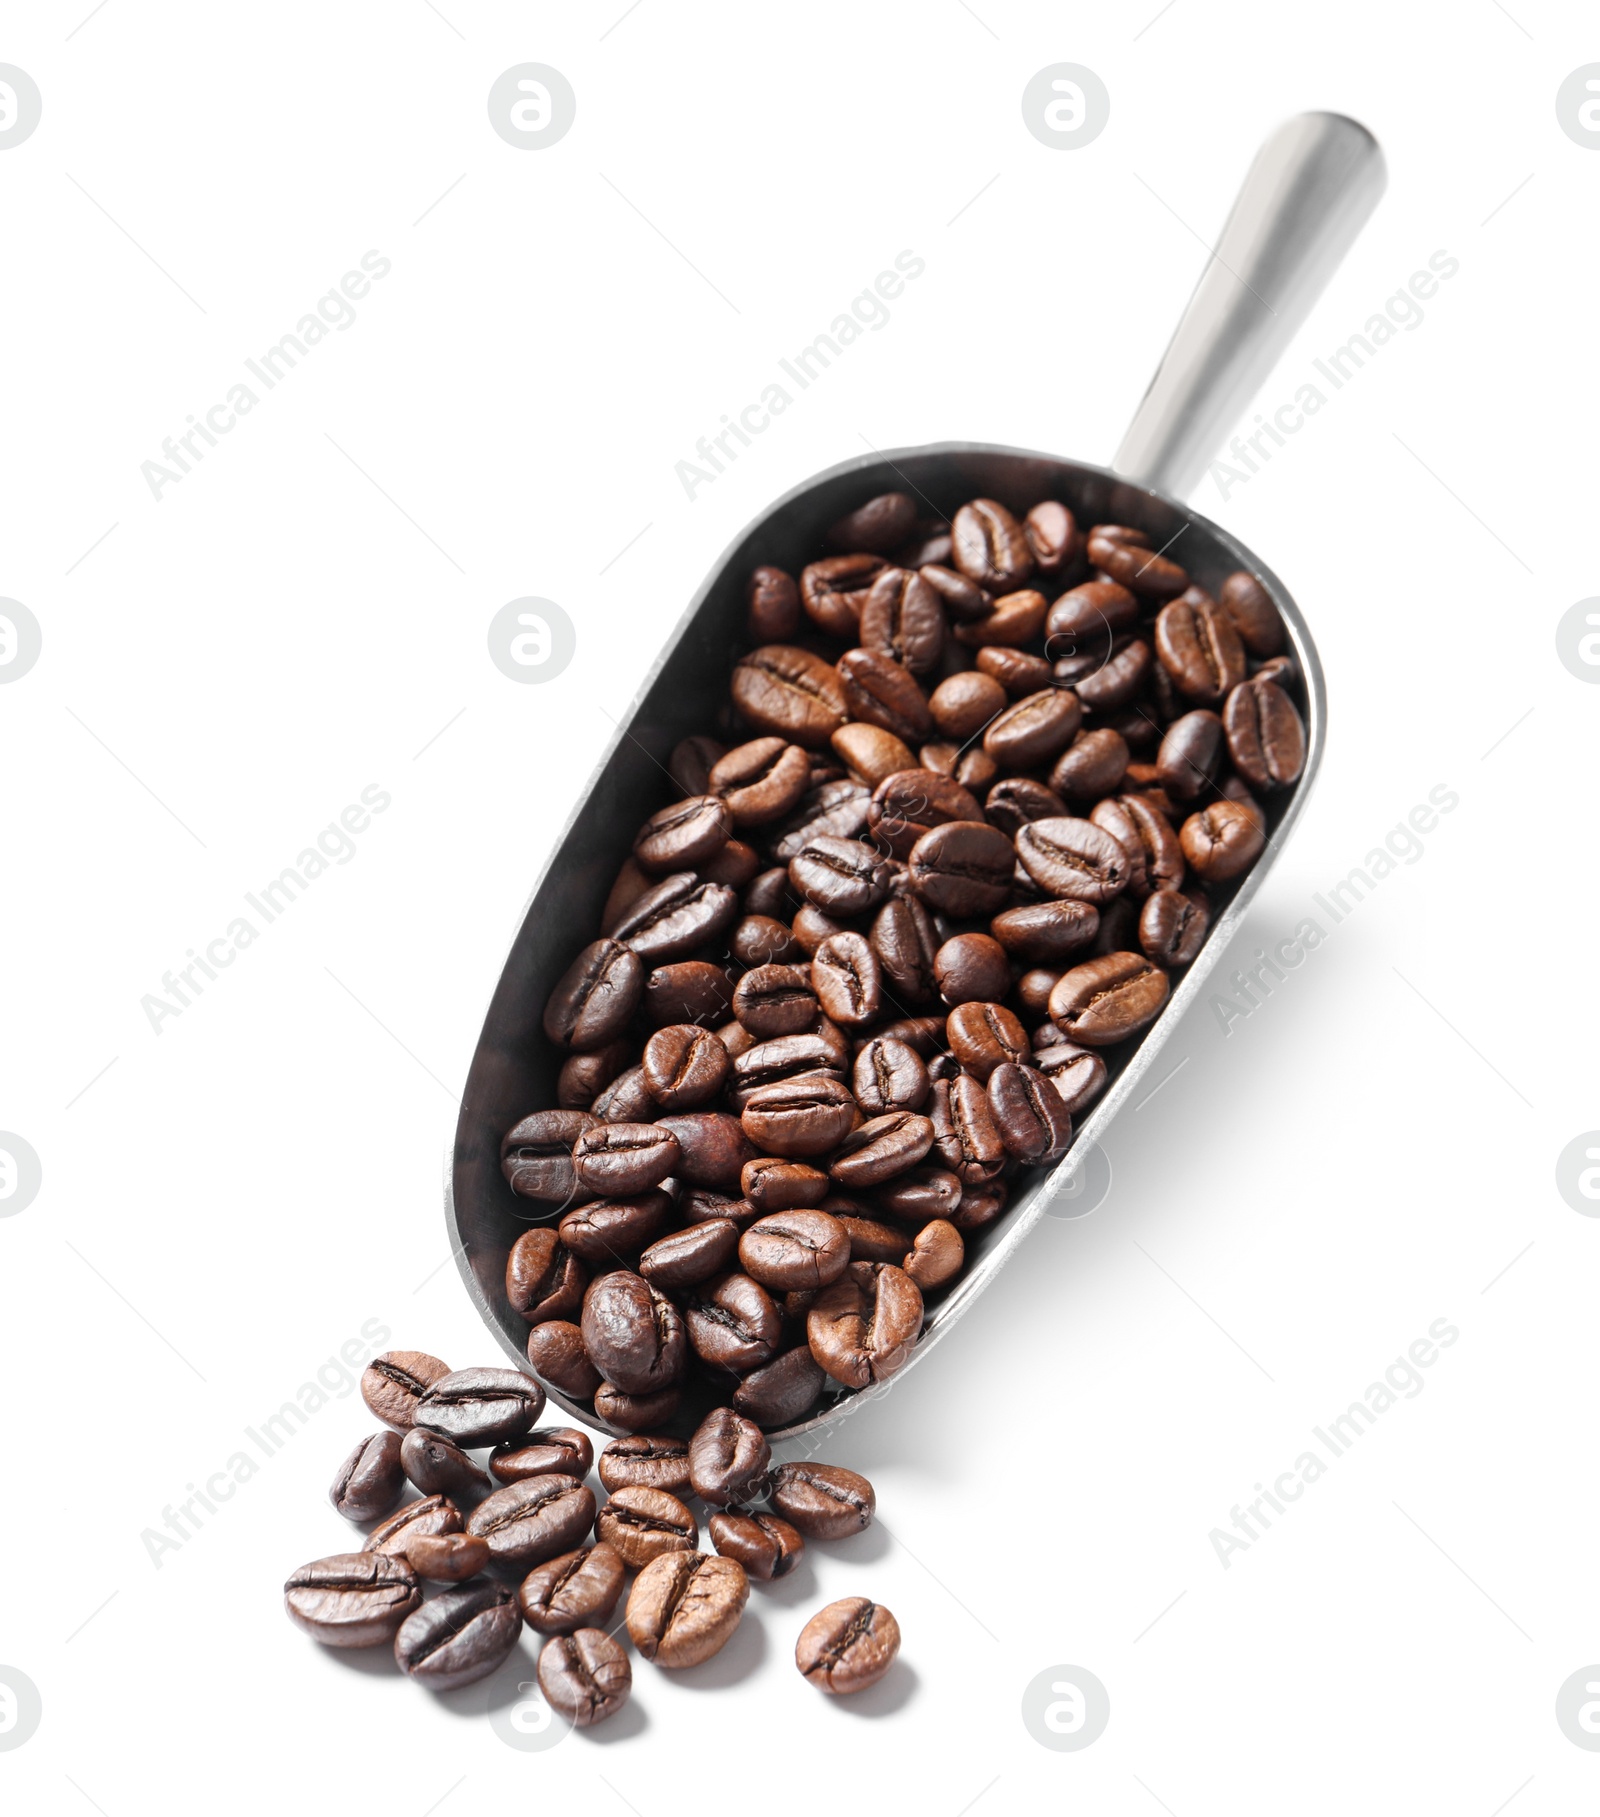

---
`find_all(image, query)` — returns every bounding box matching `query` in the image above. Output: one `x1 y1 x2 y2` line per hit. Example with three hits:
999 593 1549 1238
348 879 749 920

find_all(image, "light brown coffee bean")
626 1552 750 1668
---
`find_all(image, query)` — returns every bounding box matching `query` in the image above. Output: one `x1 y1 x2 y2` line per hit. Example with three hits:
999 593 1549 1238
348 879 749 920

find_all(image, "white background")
3 2 1597 1812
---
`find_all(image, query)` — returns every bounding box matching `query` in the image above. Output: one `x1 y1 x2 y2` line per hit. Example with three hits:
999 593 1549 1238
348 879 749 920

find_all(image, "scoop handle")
1112 111 1386 500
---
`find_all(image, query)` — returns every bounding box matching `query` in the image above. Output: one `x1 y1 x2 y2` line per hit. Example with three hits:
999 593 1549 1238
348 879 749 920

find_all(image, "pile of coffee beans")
282 1350 898 1724
502 489 1302 1434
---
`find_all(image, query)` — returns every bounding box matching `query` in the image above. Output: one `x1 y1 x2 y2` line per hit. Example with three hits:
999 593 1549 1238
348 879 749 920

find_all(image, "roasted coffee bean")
952 498 1034 592
363 1494 463 1558
1035 1040 1109 1114
828 491 917 554
594 1061 668 1124
990 899 1099 963
900 520 953 566
801 554 885 639
836 647 935 742
953 587 1048 648
556 1040 630 1110
413 1367 544 1447
1155 595 1248 703
572 1123 680 1197
732 1345 826 1426
402 1426 492 1496
610 873 739 964
742 1158 829 1213
330 1432 405 1522
951 1179 1009 1231
875 1014 946 1056
1223 676 1304 788
977 645 1055 696
394 1579 520 1690
285 1552 420 1648
594 1382 681 1432
829 1113 935 1189
933 932 1010 1006
595 1485 699 1567
1180 800 1265 881
747 565 801 643
1066 634 1153 712
1095 794 1185 898
1140 887 1209 965
1086 525 1187 598
684 1272 782 1373
929 1075 1006 1183
703 840 762 888
1044 579 1140 656
682 1189 761 1229
538 1628 632 1726
769 1462 876 1538
519 1544 627 1636
1024 499 1081 573
688 1407 773 1506
640 1218 740 1292
731 911 804 968
602 856 655 934
654 1112 758 1190
791 903 847 954
644 959 736 1029
983 777 1068 839
404 1533 490 1582
732 645 850 748
491 1427 595 1485
928 671 1006 742
709 737 811 828
1218 569 1285 656
1157 709 1226 802
867 768 982 860
870 1164 962 1223
731 964 817 1039
633 794 732 874
669 734 726 798
641 1024 729 1110
710 1511 805 1580
741 1073 858 1158
797 1597 901 1695
771 778 873 860
542 940 644 1053
832 722 918 787
811 932 883 1029
1014 816 1130 903
466 1475 596 1567
860 566 946 674
626 1551 750 1668
1050 726 1130 803
945 1001 1028 1079
789 835 894 917
987 1062 1074 1163
361 1351 452 1431
525 1321 603 1398
599 1434 692 1495
500 1112 599 1205
863 899 935 1008
581 1271 686 1396
835 1213 910 1263
731 1033 844 1104
902 1218 964 1291
807 1261 923 1388
1049 951 1170 1044
559 1192 670 1267
908 819 1014 917
739 1209 851 1292
983 688 1082 771
852 1036 930 1114
920 561 991 621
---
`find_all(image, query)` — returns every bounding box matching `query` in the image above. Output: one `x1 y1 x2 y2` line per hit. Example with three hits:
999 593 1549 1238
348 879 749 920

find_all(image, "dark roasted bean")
688 1407 773 1507
363 1494 463 1559
414 1367 544 1447
501 1112 600 1205
581 1271 686 1395
983 688 1082 770
710 1510 805 1580
851 1036 930 1114
870 1164 962 1223
952 498 1034 592
684 1272 782 1373
732 964 818 1039
1035 1041 1109 1114
807 1261 923 1388
1014 816 1130 903
769 1461 876 1538
1157 709 1227 802
740 1073 858 1158
987 1062 1074 1163
945 1001 1028 1079
1140 888 1209 965
828 1113 935 1189
921 561 991 621
633 794 732 874
590 1064 658 1124
491 1427 595 1484
639 1218 740 1292
644 960 736 1029
543 940 644 1051
827 491 917 554
990 899 1100 963
394 1579 520 1690
654 1112 758 1190
1218 570 1285 656
626 1551 749 1668
739 1209 851 1292
933 932 1011 1005
732 1345 826 1427
1087 525 1187 598
556 1041 629 1110
796 1596 901 1694
670 735 726 798
363 1351 452 1431
595 1485 699 1567
789 834 894 916
1180 800 1266 881
811 932 882 1028
559 1192 670 1267
285 1552 420 1648
860 566 946 674
731 911 804 967
403 1533 490 1583
641 1024 729 1110
902 1218 965 1290
1049 951 1170 1044
1050 727 1130 803
538 1628 632 1726
1224 676 1305 787
611 873 740 964
594 1382 682 1433
977 645 1055 696
929 1075 1006 1183
466 1475 597 1567
518 1544 626 1635
832 722 918 787
401 1426 491 1497
741 1158 829 1213
1067 634 1152 711
801 554 885 639
330 1431 405 1522
746 566 801 643
1024 499 1081 573
572 1123 679 1198
1155 595 1247 703
732 644 850 748
710 737 812 827
599 1434 692 1495
908 819 1014 917
525 1321 603 1398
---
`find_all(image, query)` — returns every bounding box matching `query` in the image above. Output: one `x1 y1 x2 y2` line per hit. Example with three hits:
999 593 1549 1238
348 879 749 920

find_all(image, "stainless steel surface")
447 112 1377 1440
1114 112 1387 497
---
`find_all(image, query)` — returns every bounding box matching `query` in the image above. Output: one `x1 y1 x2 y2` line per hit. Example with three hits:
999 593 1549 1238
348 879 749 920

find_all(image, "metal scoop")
447 112 1386 1439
